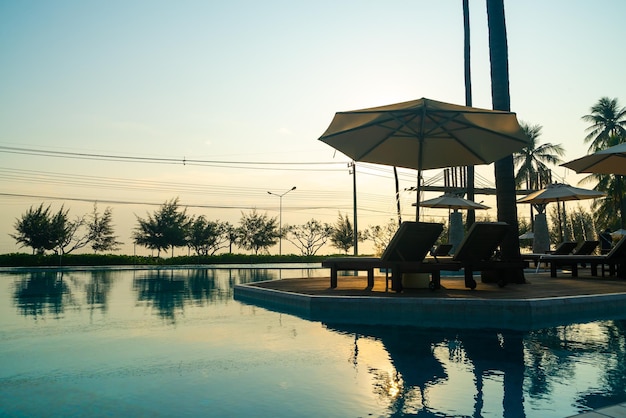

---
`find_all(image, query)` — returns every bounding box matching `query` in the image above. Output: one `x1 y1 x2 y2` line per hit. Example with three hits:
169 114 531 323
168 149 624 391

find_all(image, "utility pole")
267 186 296 255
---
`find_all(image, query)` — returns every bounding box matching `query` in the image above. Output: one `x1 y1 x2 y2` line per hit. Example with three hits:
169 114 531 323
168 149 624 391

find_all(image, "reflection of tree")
133 269 236 322
324 324 448 416
232 269 277 285
576 320 626 410
13 271 69 319
459 330 526 418
134 270 187 323
323 323 535 417
84 270 115 316
524 327 578 398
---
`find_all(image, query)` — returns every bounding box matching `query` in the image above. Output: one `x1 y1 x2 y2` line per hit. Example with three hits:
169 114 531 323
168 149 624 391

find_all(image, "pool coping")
234 280 626 331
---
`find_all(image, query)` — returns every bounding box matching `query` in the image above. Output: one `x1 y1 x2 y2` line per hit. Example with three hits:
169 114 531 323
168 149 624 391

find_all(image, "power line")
0 145 347 170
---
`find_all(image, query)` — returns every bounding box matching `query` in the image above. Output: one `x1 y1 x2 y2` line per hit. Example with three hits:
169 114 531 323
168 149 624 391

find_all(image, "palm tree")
514 123 564 232
463 0 476 228
487 0 525 284
581 98 626 230
581 97 626 152
513 123 565 191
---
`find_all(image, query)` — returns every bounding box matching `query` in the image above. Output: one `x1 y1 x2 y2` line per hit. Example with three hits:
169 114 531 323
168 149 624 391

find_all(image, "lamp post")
267 186 296 255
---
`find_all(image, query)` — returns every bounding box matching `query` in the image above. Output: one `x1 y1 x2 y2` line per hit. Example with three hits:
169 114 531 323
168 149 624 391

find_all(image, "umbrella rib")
349 112 425 160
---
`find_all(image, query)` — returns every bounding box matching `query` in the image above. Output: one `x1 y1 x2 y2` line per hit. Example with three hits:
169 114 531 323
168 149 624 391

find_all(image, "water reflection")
132 268 282 322
572 320 626 410
323 321 626 417
13 271 70 319
10 267 313 322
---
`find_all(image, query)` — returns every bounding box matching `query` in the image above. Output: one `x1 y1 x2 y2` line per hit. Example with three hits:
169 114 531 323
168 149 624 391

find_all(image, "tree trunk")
487 0 525 283
464 0 476 228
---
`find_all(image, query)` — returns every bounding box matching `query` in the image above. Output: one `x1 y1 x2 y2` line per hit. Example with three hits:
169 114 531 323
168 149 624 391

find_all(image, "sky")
1 0 625 255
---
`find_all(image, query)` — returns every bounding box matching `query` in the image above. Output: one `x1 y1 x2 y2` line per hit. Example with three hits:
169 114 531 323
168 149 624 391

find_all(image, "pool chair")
451 222 524 289
572 240 599 256
322 221 459 291
540 235 626 278
430 243 453 259
521 240 578 268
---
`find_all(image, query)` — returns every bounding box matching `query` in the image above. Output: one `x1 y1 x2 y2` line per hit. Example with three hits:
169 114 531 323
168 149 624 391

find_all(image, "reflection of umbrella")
319 98 529 219
519 231 534 240
561 142 626 175
517 183 606 241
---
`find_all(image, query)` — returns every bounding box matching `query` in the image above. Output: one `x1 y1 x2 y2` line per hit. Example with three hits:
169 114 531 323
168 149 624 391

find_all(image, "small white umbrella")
518 231 534 240
517 183 606 242
415 194 490 251
417 193 491 211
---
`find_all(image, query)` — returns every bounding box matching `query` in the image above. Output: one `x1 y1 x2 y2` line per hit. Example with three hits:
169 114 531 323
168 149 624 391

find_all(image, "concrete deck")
234 270 626 331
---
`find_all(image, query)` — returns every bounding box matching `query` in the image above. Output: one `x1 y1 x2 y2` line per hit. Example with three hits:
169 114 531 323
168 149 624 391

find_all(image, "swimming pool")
1 265 625 417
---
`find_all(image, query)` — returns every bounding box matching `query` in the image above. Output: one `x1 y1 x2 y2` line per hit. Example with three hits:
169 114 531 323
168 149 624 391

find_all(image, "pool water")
1 266 626 417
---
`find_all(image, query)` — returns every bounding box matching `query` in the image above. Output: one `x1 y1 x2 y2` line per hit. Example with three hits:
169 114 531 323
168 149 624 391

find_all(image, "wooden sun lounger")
321 221 459 291
323 221 524 292
451 222 525 289
539 236 626 278
573 240 599 255
521 241 578 268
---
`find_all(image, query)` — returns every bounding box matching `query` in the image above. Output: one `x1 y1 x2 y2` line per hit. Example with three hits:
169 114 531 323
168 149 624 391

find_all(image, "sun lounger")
321 221 459 291
540 235 626 278
451 222 525 289
573 240 599 255
521 241 578 268
430 243 453 258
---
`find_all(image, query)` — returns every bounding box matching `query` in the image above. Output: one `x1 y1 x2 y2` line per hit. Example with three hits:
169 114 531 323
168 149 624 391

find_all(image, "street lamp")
267 186 296 255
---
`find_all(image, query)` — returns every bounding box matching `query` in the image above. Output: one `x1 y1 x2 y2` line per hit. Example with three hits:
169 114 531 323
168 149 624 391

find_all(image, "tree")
580 98 626 230
224 222 237 254
10 203 90 255
11 203 56 254
284 219 333 256
187 216 229 256
581 97 626 153
133 198 190 257
53 208 91 255
88 203 122 253
487 0 525 283
133 215 164 256
514 123 564 190
236 209 279 255
463 0 476 229
364 219 399 257
330 212 358 254
514 123 564 229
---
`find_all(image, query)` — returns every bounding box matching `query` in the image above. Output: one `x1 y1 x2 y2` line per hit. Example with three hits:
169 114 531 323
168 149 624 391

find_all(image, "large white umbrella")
561 142 626 175
318 98 529 219
517 183 606 241
562 142 626 231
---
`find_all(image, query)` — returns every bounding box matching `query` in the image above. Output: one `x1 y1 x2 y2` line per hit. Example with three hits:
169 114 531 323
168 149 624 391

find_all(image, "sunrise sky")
1 0 625 255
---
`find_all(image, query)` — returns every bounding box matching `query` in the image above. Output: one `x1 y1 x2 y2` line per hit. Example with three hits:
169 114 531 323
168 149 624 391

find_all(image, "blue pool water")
1 265 626 417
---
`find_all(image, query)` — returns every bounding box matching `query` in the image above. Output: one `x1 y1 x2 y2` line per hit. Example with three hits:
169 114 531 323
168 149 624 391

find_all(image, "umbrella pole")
415 137 424 221
415 169 422 221
557 199 563 242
